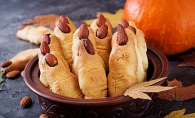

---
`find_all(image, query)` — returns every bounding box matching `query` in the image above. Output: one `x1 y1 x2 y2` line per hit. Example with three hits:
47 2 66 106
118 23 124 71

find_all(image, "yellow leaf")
124 90 151 100
164 109 185 118
82 19 95 26
181 113 195 118
164 109 195 118
124 77 175 100
129 77 167 89
131 86 175 93
82 9 124 28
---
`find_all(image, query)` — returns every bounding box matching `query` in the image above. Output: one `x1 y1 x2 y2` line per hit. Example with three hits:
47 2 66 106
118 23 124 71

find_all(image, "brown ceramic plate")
24 45 169 118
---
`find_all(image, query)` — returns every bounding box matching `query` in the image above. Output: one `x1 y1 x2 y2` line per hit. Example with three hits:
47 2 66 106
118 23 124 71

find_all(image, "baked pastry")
16 25 53 45
72 23 107 99
120 19 148 82
54 15 77 69
107 24 138 97
90 14 112 73
128 21 148 73
38 34 83 99
1 48 39 73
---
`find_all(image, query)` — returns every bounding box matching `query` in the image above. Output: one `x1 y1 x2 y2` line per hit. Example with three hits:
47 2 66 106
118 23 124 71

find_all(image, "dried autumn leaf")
125 90 152 100
158 78 195 101
164 109 195 118
182 113 195 118
82 9 124 28
178 52 195 67
22 14 59 29
124 77 174 100
129 77 166 89
164 109 185 118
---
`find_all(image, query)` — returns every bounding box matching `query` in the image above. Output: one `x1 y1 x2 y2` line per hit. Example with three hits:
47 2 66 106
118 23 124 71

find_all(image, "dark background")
0 0 195 118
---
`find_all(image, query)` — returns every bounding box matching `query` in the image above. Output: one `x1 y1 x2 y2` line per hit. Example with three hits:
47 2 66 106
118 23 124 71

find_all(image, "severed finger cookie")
1 48 39 77
16 25 53 45
38 34 84 99
120 19 148 83
54 15 77 70
107 24 138 97
127 21 148 72
90 14 113 73
72 23 107 99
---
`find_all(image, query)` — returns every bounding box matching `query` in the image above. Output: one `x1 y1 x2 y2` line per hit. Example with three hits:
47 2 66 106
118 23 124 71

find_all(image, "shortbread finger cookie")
72 23 107 99
108 24 138 97
72 23 105 75
121 19 148 82
16 25 53 45
38 34 83 99
1 48 39 73
54 15 76 69
40 34 69 68
39 34 69 87
128 21 148 72
90 14 112 73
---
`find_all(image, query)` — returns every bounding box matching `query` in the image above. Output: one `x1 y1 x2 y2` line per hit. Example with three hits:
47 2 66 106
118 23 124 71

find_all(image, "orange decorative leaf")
22 14 59 29
158 78 195 101
178 52 195 67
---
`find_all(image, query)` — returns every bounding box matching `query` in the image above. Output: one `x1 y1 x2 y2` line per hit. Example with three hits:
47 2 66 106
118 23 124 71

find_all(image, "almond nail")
79 23 89 39
1 60 12 68
59 15 69 24
57 21 70 33
97 14 106 27
120 19 129 29
96 24 108 39
42 34 51 44
84 39 95 55
18 25 25 30
40 41 50 55
45 53 58 67
117 24 128 45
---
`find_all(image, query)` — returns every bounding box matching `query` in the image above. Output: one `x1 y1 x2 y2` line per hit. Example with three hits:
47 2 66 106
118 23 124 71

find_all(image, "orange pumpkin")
124 0 195 56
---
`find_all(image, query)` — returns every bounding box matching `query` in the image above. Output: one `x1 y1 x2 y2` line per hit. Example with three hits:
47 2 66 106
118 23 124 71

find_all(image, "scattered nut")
84 39 95 55
1 60 12 68
120 19 129 29
45 53 58 67
6 70 21 78
97 14 106 27
96 24 108 39
20 96 32 108
39 114 49 118
117 24 128 45
40 41 50 55
79 23 89 39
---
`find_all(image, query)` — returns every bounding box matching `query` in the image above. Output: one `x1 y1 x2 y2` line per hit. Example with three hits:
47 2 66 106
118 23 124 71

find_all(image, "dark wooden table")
0 0 195 118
